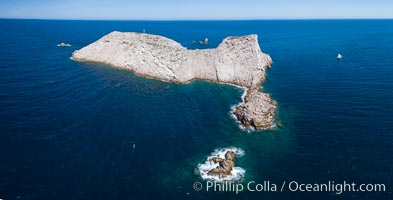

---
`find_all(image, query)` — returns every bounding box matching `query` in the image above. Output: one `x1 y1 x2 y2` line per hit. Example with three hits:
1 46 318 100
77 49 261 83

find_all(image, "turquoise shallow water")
0 19 393 199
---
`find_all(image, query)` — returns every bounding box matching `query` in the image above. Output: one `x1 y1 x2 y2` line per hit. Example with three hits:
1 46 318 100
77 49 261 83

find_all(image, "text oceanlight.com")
194 181 386 194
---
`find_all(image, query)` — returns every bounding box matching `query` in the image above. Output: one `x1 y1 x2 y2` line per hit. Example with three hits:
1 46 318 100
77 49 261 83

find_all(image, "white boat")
337 53 343 60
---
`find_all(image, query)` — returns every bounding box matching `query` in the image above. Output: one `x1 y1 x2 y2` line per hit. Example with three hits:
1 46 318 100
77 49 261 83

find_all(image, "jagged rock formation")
207 151 236 176
58 42 71 47
198 147 245 181
72 31 276 130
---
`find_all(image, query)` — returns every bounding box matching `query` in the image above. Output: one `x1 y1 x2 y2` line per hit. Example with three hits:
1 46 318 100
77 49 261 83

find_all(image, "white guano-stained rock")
72 31 277 130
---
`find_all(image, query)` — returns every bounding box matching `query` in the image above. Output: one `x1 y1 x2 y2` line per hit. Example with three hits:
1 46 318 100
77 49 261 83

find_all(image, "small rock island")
72 31 277 130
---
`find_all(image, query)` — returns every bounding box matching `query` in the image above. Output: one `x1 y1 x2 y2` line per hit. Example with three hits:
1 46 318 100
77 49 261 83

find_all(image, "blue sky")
0 0 392 20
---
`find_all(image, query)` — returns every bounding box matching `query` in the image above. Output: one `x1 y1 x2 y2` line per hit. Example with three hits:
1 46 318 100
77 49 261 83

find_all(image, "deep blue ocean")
0 19 392 200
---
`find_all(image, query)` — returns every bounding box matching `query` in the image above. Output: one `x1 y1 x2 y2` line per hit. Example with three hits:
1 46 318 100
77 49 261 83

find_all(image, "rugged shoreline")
72 31 276 130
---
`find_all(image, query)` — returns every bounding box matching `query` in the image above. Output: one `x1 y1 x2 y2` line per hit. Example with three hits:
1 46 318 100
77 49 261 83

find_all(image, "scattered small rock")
57 42 71 47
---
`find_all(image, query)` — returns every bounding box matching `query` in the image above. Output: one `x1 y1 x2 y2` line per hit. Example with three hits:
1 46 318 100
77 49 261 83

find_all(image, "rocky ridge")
72 31 276 130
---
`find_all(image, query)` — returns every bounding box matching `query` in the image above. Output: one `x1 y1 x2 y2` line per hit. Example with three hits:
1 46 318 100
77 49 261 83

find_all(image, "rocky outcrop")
58 42 71 47
72 31 276 130
233 89 277 130
207 151 236 176
198 147 245 181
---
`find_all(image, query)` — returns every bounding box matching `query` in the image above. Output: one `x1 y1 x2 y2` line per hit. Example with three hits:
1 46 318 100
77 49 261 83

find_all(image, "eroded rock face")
72 31 276 130
198 147 245 181
207 151 236 176
233 89 277 130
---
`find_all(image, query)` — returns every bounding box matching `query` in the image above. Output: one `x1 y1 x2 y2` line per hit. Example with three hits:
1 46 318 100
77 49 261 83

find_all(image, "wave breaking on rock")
72 31 277 130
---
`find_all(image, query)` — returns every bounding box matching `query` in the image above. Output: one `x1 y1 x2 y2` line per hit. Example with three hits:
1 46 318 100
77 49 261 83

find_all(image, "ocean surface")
0 19 392 200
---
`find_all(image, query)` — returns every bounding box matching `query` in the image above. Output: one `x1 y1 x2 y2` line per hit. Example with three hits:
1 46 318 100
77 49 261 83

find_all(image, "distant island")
72 31 276 130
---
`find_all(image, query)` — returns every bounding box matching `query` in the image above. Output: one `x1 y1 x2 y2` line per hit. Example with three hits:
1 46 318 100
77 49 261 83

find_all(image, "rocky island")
72 31 276 130
207 150 236 176
198 147 245 182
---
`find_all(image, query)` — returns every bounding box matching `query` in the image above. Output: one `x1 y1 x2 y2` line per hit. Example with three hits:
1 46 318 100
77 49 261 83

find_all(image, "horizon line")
1 17 393 21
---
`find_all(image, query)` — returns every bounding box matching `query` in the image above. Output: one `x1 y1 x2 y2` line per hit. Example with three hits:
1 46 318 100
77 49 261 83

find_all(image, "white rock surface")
72 31 276 130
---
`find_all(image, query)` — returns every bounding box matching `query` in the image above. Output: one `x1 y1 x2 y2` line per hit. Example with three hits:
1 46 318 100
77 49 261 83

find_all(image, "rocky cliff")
72 31 276 130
